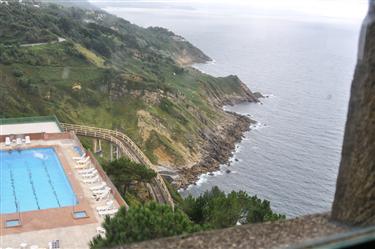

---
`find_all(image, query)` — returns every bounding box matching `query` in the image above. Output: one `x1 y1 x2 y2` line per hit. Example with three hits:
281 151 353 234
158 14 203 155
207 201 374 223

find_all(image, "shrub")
12 68 24 78
103 158 157 196
90 203 203 248
180 186 286 229
17 77 31 89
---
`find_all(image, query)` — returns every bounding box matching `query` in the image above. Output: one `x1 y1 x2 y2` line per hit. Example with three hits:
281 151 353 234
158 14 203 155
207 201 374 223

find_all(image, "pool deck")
0 223 99 248
0 136 121 248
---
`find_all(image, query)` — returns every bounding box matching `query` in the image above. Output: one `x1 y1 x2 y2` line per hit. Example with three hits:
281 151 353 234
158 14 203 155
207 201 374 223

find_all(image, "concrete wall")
331 0 375 226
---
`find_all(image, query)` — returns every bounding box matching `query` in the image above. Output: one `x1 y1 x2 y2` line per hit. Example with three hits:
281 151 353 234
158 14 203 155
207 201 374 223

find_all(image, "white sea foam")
212 170 224 176
263 93 275 98
182 168 224 191
250 122 266 130
195 174 209 186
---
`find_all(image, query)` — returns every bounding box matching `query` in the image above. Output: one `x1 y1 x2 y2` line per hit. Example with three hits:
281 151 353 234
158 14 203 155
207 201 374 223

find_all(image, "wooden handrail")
60 123 174 208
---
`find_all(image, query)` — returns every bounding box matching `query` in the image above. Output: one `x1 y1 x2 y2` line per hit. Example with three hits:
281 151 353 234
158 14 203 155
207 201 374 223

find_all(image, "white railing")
61 123 174 208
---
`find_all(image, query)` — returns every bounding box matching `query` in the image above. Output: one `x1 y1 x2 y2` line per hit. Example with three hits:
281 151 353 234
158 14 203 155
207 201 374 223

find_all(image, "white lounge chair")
93 188 110 201
48 240 60 249
77 156 90 165
96 200 114 212
16 137 22 145
81 173 98 179
92 186 111 195
19 243 28 249
78 167 96 174
98 208 118 217
89 182 107 192
96 226 106 236
82 175 100 184
74 161 91 169
25 136 31 144
79 168 98 175
73 152 86 161
81 172 98 179
5 137 11 146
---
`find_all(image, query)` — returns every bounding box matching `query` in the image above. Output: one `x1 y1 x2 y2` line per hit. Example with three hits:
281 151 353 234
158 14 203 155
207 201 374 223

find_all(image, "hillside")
0 1 259 187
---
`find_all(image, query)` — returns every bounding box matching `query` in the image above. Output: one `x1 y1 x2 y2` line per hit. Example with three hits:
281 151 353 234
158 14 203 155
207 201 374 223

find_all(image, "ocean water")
101 1 366 217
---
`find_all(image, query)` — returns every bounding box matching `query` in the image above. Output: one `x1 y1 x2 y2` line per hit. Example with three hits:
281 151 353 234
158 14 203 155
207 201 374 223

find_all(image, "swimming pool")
0 147 78 214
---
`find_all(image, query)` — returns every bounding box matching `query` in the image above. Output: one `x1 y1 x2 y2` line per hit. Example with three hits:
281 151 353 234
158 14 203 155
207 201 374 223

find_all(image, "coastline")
168 58 259 189
177 103 256 189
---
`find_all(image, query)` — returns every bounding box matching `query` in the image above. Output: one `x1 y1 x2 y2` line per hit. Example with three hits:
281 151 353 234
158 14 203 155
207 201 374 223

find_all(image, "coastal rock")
178 113 252 189
331 1 375 226
253 92 264 98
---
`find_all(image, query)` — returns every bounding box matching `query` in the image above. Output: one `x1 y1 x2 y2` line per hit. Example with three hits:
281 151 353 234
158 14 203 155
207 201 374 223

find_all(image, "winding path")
19 37 66 47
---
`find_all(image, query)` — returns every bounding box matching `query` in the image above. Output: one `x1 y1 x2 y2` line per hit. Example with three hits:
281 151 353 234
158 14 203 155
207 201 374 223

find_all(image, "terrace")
0 116 125 248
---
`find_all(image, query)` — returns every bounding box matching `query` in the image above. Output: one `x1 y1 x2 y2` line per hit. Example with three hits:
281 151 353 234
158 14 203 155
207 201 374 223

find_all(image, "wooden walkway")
60 123 174 208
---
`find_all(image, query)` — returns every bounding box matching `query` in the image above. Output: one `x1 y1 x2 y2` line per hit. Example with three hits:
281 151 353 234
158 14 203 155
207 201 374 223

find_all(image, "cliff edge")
331 0 375 226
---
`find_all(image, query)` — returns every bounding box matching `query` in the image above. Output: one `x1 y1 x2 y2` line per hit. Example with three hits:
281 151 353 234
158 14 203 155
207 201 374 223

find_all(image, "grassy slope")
0 2 256 168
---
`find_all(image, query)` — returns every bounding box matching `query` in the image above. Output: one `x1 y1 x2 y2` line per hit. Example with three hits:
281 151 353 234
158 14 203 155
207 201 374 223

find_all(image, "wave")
250 122 267 130
262 93 275 98
182 168 224 191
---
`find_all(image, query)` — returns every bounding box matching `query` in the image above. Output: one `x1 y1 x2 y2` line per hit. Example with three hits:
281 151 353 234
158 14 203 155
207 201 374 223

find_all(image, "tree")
59 16 73 33
90 202 203 249
180 186 285 229
12 68 24 78
104 158 157 196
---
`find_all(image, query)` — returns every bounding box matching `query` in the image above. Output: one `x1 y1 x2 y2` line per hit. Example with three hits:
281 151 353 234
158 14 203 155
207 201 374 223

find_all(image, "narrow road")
3 37 66 48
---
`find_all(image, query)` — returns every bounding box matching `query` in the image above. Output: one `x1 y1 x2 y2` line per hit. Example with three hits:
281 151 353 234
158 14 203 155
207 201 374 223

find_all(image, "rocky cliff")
0 1 258 187
119 1 375 246
331 0 375 226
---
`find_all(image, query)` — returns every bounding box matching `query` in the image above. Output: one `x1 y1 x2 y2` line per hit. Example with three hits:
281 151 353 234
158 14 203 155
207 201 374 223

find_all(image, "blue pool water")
0 148 77 214
73 146 84 157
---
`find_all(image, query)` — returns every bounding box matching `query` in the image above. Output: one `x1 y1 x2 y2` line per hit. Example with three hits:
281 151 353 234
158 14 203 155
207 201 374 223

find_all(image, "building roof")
0 116 62 135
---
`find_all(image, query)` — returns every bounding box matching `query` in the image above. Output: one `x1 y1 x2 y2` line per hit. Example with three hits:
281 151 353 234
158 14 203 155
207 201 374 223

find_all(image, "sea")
98 0 368 217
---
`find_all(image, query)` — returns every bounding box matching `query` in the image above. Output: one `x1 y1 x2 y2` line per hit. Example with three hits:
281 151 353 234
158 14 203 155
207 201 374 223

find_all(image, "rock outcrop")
331 0 375 226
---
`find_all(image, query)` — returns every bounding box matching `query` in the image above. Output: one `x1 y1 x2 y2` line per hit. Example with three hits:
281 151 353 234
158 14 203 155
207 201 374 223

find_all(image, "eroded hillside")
0 1 258 186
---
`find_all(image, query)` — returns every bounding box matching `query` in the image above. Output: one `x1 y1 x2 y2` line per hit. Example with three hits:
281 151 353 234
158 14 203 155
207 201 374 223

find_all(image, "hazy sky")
238 0 368 20
89 0 368 21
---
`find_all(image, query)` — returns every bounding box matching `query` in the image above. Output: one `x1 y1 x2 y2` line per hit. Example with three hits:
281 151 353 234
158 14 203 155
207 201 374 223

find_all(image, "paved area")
0 122 61 135
0 137 120 248
0 223 98 248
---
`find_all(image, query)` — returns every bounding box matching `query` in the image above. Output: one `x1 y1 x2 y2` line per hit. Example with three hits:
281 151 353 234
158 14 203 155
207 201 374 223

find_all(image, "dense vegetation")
102 158 156 204
90 187 285 248
91 157 285 246
90 203 203 249
180 186 286 228
1 2 284 247
0 1 255 168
